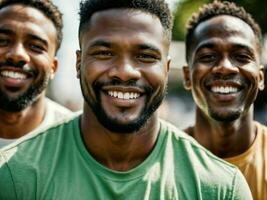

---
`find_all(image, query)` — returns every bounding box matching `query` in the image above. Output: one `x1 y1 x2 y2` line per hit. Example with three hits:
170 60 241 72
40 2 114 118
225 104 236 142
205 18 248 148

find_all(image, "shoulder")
45 97 74 117
1 113 80 153
34 98 78 133
254 121 267 146
254 121 267 135
0 114 80 198
162 121 249 176
160 120 252 198
160 119 237 168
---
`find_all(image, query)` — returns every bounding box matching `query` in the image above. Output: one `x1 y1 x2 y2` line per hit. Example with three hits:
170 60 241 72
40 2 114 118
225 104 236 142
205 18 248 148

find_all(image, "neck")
0 94 46 139
81 103 160 171
187 106 256 158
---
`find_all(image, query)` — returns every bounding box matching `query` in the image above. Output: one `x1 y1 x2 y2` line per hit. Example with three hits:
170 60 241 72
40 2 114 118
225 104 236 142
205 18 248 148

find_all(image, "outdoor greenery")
172 0 267 41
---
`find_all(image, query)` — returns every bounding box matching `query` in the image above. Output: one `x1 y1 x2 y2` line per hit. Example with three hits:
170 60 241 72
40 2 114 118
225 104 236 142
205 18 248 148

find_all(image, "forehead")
80 9 168 50
0 5 56 43
192 15 258 52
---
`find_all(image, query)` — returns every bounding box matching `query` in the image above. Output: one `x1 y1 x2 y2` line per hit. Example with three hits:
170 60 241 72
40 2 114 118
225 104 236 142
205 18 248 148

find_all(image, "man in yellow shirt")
182 1 267 199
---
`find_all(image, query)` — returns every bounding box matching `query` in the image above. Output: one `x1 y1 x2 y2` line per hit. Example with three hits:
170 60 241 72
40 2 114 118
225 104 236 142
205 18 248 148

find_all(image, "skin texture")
0 5 58 139
76 9 170 171
183 15 264 158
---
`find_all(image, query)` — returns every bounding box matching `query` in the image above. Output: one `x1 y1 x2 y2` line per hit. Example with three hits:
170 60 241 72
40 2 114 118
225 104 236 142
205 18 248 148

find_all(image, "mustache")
205 74 246 85
0 60 35 74
93 79 154 94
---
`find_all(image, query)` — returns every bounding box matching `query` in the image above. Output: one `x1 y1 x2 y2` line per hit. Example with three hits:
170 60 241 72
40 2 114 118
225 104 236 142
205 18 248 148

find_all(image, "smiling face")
0 4 58 112
183 15 264 122
77 9 170 133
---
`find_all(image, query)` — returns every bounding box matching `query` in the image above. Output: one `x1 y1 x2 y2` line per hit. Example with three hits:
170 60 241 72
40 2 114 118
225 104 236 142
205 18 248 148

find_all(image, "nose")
6 43 30 65
212 56 239 75
108 57 141 82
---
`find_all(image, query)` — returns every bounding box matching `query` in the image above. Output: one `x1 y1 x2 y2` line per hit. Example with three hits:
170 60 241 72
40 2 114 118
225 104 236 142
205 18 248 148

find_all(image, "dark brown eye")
29 44 46 53
91 50 113 59
197 53 217 63
233 54 252 63
136 53 159 63
0 38 10 46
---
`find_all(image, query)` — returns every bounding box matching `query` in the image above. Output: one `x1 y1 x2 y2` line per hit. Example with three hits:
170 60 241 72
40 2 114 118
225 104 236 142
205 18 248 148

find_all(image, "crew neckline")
73 117 167 182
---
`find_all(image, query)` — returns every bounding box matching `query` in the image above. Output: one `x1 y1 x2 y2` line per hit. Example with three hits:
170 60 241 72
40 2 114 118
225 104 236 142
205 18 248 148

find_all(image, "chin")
210 111 241 122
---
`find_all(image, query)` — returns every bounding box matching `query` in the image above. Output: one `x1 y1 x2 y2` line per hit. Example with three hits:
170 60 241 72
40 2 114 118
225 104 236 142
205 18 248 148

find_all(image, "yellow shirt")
225 121 267 200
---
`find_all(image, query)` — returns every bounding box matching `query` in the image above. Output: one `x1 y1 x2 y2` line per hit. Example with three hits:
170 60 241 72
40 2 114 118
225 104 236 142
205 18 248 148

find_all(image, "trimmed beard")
81 78 166 134
0 74 50 112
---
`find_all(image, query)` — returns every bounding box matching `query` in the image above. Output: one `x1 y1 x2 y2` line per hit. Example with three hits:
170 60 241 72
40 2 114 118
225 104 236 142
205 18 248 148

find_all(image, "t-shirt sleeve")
231 169 252 200
0 151 17 199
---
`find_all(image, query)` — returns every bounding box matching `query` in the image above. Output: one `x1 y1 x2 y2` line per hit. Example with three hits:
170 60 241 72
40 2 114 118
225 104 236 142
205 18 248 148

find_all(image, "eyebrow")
0 28 13 35
28 34 48 47
231 44 254 53
137 44 161 53
195 42 216 52
0 28 48 47
195 42 254 54
88 39 161 54
89 40 112 48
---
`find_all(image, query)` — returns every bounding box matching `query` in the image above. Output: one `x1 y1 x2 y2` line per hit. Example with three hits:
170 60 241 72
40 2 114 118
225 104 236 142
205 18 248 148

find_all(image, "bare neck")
81 103 160 171
187 106 256 158
0 94 46 139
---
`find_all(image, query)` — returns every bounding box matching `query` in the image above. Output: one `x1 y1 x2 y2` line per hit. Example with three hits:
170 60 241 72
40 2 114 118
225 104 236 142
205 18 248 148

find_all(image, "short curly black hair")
185 0 262 62
78 0 173 42
0 0 63 52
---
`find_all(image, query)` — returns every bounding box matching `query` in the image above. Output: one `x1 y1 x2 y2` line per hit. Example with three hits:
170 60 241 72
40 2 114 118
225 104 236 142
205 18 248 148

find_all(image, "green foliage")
172 0 267 41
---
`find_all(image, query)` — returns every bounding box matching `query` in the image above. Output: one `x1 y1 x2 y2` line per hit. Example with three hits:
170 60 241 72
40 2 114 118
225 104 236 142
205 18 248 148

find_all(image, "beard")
208 106 242 122
81 78 166 134
0 74 50 112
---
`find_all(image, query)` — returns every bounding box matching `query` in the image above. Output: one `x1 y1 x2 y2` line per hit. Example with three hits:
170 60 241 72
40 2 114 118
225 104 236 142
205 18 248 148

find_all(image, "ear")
258 64 265 91
76 50 81 79
49 57 58 80
182 65 191 90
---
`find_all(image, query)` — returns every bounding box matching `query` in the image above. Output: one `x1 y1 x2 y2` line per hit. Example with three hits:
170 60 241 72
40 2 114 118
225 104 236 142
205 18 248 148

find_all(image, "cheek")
32 59 54 83
143 66 167 89
81 59 110 81
191 66 206 88
32 54 54 72
241 67 260 87
191 67 210 102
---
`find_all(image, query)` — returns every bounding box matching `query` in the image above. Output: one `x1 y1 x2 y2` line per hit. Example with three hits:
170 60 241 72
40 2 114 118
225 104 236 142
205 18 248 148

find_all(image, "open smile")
107 90 141 100
101 86 145 108
210 86 240 94
0 68 34 89
205 78 244 95
1 70 28 80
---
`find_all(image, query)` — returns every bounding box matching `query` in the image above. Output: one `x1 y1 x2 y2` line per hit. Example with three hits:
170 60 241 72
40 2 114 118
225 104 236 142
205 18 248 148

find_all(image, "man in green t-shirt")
0 0 252 199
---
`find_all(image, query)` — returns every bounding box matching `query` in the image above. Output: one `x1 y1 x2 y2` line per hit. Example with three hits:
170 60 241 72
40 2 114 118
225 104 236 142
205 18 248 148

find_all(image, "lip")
101 86 145 107
102 85 145 94
0 68 33 88
204 79 245 102
0 66 34 77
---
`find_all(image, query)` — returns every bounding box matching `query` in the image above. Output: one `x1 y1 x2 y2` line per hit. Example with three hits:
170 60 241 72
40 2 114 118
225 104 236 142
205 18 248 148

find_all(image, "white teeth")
1 70 26 80
118 92 123 99
211 86 238 94
108 91 141 100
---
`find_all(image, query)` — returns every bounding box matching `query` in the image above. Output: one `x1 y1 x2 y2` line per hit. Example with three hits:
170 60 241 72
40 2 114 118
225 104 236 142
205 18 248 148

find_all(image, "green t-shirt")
0 115 252 200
